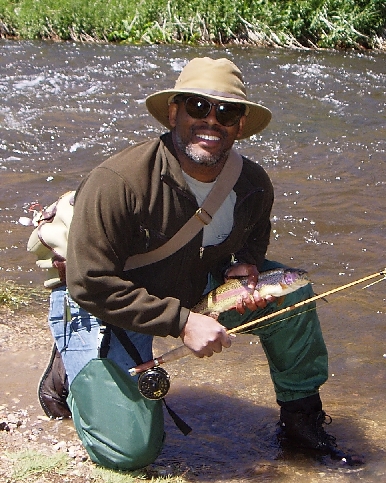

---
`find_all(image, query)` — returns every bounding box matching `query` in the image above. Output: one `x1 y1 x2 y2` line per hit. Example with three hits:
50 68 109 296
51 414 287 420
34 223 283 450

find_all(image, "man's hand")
180 312 233 358
224 263 275 314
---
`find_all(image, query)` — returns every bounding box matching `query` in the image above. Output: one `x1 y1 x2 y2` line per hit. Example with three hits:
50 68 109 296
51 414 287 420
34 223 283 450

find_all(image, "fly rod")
129 268 386 376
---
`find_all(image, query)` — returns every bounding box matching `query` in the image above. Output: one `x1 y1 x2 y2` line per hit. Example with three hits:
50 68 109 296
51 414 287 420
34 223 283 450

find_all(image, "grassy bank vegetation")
5 449 183 483
0 280 45 310
0 0 385 49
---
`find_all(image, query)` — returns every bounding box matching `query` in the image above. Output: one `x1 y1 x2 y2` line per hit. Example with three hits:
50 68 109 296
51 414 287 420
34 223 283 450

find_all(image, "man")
66 57 358 465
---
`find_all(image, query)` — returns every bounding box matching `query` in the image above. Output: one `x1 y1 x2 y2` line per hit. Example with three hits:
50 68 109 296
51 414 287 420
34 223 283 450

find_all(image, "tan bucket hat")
146 57 272 139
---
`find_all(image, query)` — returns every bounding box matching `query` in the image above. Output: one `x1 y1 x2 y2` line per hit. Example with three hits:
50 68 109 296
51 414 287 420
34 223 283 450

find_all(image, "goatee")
174 131 229 167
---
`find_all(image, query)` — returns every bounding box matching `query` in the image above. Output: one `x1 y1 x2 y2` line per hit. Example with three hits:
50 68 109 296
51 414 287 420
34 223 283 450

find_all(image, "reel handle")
128 344 191 376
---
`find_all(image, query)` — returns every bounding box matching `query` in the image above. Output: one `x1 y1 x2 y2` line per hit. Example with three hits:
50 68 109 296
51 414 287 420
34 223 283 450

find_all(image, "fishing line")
362 273 386 289
234 306 318 335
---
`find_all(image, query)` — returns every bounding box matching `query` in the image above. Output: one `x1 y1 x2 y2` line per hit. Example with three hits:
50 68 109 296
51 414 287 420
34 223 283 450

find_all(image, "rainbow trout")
193 268 309 318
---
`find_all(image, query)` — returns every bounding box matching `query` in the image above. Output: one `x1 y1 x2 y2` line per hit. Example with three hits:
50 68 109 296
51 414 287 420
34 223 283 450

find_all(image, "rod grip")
128 344 191 376
161 344 192 363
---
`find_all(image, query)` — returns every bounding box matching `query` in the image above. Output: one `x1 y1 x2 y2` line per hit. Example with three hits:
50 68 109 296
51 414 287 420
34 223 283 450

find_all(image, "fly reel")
138 367 170 400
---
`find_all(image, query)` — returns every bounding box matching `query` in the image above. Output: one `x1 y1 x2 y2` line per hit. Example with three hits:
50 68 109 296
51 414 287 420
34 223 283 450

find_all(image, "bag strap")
110 326 143 366
124 149 243 271
109 325 192 435
162 399 192 436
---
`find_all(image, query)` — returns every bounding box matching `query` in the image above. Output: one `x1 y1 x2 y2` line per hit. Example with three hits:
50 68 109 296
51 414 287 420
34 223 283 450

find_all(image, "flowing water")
0 41 385 481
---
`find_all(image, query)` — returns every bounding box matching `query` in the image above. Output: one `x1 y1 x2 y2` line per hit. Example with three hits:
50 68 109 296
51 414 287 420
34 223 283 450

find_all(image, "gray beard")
185 144 220 166
175 133 229 167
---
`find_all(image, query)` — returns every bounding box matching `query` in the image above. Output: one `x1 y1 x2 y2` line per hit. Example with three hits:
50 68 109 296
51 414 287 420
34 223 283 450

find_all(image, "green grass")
6 450 69 481
4 448 188 483
0 0 385 49
0 280 46 309
93 466 187 483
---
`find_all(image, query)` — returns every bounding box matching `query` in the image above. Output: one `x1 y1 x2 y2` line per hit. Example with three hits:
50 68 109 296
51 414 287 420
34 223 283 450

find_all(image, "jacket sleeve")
66 167 189 338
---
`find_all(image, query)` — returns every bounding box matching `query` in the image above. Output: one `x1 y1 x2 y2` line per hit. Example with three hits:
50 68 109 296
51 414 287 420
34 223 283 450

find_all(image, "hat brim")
146 89 272 140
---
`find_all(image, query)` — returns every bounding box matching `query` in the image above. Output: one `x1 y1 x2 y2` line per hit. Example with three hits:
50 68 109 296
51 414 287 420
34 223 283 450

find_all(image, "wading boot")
279 406 337 452
278 394 363 465
38 344 71 419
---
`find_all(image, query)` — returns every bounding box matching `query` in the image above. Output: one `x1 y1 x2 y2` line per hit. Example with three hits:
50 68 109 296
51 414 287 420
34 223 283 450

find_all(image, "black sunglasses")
175 95 246 127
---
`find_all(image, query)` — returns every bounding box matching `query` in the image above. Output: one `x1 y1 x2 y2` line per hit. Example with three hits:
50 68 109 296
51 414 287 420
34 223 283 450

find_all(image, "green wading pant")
217 260 328 403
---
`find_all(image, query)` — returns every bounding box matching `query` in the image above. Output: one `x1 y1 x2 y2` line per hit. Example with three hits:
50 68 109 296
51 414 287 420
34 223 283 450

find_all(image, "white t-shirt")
182 171 236 247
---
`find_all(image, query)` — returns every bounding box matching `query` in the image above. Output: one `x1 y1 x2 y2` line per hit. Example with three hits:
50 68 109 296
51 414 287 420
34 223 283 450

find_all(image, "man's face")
168 95 246 167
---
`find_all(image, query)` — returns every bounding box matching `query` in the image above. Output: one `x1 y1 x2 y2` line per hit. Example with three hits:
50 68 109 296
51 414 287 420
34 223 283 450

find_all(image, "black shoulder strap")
109 325 143 365
162 399 192 436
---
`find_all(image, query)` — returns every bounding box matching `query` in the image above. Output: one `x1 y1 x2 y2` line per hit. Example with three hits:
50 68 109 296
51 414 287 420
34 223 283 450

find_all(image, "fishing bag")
22 190 75 288
68 358 165 470
67 325 193 470
67 359 165 470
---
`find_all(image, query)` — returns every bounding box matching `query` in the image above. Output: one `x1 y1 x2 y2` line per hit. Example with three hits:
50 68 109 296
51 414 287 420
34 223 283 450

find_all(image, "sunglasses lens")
216 103 245 126
183 96 245 126
185 97 211 119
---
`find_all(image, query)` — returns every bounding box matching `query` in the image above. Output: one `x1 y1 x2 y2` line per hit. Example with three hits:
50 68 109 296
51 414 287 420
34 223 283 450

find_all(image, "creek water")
0 40 385 481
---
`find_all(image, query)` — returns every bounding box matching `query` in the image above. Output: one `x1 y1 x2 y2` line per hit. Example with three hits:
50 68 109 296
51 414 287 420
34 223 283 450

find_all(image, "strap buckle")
194 207 212 225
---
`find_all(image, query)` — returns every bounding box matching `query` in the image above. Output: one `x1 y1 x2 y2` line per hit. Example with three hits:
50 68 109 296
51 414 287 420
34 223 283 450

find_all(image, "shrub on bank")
0 0 385 49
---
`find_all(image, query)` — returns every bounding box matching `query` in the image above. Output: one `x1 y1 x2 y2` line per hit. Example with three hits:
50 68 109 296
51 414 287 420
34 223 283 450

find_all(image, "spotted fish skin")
193 268 309 317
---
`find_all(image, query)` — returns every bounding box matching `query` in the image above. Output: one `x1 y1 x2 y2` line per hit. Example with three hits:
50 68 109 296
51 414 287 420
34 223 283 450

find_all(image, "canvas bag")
68 358 165 470
66 325 192 471
23 190 75 288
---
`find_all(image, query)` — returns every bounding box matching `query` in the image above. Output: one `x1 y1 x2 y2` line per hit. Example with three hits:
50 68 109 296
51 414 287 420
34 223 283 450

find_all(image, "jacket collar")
159 133 194 196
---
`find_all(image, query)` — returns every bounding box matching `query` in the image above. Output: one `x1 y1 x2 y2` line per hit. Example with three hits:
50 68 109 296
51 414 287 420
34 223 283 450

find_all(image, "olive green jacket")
66 133 274 338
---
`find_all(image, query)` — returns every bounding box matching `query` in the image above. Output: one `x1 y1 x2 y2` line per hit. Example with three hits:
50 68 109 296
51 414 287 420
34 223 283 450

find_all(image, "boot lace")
315 411 337 448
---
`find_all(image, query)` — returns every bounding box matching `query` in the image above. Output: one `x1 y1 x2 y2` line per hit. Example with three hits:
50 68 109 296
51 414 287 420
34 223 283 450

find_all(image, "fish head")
277 269 310 294
282 268 309 286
